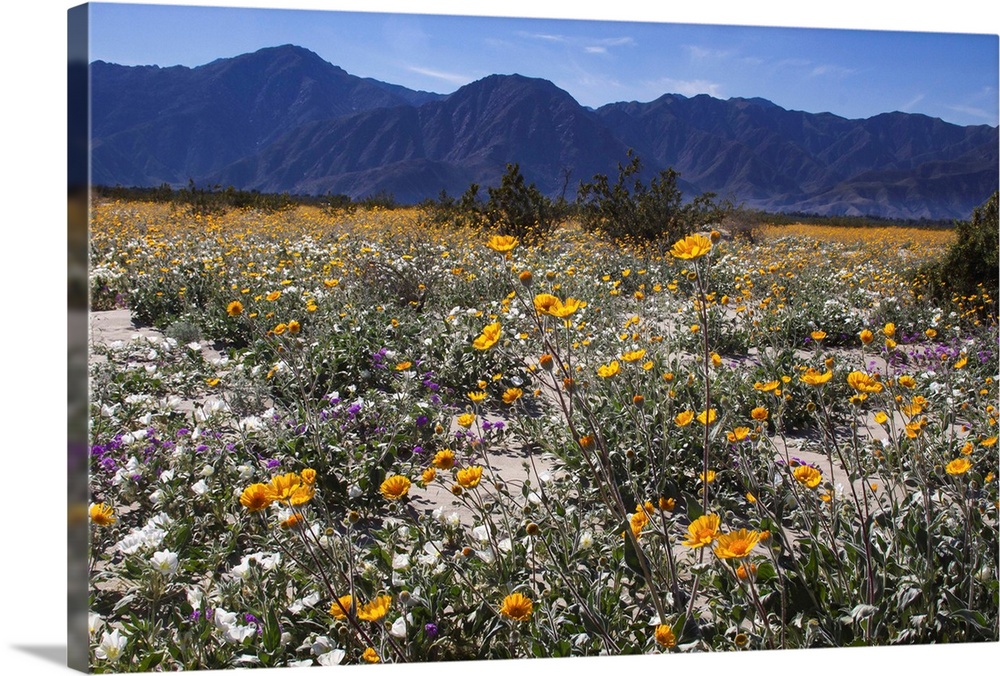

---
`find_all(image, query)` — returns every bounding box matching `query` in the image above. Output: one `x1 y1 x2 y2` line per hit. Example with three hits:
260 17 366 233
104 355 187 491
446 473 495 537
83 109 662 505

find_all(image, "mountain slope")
90 46 999 219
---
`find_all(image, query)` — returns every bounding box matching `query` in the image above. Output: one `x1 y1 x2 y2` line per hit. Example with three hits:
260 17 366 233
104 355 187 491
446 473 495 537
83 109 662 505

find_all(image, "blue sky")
86 1 998 127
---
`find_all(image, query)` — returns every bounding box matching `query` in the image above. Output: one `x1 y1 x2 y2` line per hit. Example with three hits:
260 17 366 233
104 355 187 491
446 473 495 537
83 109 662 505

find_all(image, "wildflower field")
87 199 998 670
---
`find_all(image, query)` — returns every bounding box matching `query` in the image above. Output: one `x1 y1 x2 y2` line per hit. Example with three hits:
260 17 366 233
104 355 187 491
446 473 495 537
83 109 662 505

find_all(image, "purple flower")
266 459 281 469
424 623 439 638
176 428 190 437
416 415 429 427
412 445 424 455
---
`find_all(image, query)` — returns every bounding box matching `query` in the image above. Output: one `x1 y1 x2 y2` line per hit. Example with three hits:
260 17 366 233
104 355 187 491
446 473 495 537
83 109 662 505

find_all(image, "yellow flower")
847 371 883 393
273 323 288 335
793 465 822 489
486 235 519 253
548 297 583 318
265 290 281 302
874 411 889 425
226 300 244 317
800 368 833 386
682 513 720 548
953 355 968 369
754 380 780 392
696 409 717 425
675 410 695 427
499 592 533 621
300 468 317 485
89 502 116 526
518 269 533 285
621 348 646 362
456 413 477 428
266 473 314 506
456 466 484 489
898 375 916 388
329 595 353 619
468 391 488 403
502 387 523 404
810 330 827 341
925 328 937 339
533 293 561 315
597 360 621 378
670 234 713 260
629 509 649 537
750 407 769 421
421 467 436 484
361 647 380 663
380 475 411 500
699 470 717 484
239 483 273 512
357 595 391 622
727 427 751 443
736 563 757 580
945 458 972 475
714 528 761 559
432 449 456 470
655 624 677 648
859 329 874 345
473 322 502 350
395 361 412 371
287 320 301 334
883 322 896 338
982 436 999 447
659 496 676 511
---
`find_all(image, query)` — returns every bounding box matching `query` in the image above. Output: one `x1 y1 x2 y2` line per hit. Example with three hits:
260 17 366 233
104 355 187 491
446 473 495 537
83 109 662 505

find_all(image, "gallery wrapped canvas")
67 2 998 673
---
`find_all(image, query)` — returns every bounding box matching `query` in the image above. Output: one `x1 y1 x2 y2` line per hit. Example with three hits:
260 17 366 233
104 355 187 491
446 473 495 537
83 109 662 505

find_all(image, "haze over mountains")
90 45 999 220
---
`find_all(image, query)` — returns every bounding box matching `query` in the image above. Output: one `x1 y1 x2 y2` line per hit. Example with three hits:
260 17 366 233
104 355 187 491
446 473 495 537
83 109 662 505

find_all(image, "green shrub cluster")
577 149 728 245
920 191 998 319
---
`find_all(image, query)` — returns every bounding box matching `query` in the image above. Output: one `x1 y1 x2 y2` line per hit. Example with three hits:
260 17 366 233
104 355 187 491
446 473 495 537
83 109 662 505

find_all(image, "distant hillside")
89 45 999 220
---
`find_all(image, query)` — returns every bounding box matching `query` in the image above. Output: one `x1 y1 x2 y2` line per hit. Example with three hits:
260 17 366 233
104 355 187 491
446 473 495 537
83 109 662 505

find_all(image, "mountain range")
89 44 999 220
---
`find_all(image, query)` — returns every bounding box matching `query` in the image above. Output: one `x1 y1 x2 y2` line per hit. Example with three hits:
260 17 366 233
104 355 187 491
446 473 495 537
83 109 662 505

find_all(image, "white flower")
309 636 333 656
149 489 165 506
390 616 407 638
159 469 175 482
289 659 313 667
191 479 209 496
392 553 411 570
317 649 346 666
186 586 204 610
578 531 594 550
88 612 104 637
151 550 179 576
95 628 127 661
200 465 215 477
237 465 254 480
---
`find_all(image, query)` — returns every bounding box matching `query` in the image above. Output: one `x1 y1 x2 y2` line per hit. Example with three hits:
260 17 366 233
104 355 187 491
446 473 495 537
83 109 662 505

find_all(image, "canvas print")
71 2 999 672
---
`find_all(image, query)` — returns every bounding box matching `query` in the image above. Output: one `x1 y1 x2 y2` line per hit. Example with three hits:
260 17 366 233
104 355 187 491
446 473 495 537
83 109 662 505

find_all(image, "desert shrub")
577 149 728 245
920 191 998 319
484 163 554 244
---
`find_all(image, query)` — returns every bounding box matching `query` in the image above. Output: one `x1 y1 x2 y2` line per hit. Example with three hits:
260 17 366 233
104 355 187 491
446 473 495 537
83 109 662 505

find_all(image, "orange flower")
380 475 411 500
239 483 273 512
499 592 533 621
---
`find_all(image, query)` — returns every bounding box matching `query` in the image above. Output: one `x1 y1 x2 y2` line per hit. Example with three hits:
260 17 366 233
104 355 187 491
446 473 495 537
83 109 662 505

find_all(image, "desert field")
85 200 997 670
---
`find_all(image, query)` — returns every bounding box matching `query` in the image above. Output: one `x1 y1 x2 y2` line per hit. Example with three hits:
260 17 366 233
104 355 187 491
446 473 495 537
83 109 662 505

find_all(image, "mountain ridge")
89 45 999 219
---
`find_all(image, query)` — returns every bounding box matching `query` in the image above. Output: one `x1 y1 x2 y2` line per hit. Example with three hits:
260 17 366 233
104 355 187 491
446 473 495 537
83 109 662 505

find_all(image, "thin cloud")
517 31 634 53
406 65 470 86
645 77 723 98
944 104 994 122
900 94 926 112
686 45 734 60
810 64 855 78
